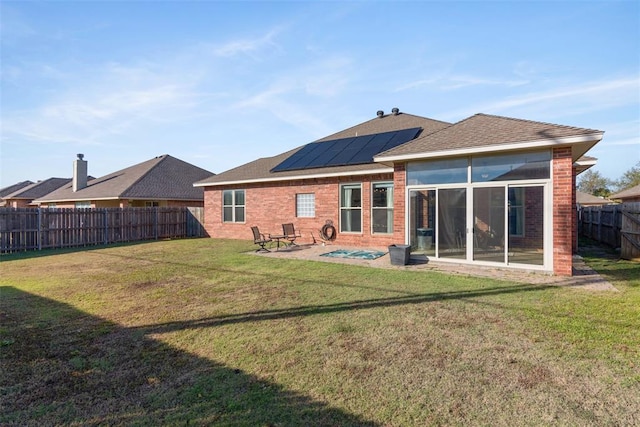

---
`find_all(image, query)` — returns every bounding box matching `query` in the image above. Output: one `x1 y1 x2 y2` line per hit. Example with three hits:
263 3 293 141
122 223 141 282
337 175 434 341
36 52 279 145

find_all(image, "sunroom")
404 150 551 271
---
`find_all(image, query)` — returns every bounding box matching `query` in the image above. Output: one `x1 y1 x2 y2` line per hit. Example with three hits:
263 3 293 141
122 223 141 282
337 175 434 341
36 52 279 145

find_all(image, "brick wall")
203 172 403 248
552 147 574 276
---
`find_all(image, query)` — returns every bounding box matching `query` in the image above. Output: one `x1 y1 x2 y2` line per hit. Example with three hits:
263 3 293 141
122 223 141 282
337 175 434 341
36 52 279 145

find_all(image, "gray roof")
377 113 603 160
37 155 214 202
0 180 34 198
610 183 640 200
195 112 450 186
576 191 611 205
3 178 71 200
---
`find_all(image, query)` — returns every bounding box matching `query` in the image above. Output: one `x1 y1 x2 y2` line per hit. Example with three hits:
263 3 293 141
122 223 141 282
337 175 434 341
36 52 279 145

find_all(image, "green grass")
1 238 638 426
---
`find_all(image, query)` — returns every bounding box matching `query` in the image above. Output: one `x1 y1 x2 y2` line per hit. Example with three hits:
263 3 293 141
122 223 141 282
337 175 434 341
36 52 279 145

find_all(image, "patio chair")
251 226 272 252
282 223 301 246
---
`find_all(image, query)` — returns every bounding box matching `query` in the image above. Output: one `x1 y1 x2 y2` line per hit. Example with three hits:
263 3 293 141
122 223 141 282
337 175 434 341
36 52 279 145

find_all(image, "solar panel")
271 127 421 173
304 137 357 169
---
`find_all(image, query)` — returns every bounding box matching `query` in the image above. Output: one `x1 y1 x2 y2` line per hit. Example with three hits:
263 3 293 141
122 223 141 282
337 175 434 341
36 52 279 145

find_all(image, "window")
296 193 315 217
75 201 91 208
340 183 362 233
372 182 393 233
223 190 245 223
472 151 550 182
407 158 468 185
508 188 524 236
145 201 159 207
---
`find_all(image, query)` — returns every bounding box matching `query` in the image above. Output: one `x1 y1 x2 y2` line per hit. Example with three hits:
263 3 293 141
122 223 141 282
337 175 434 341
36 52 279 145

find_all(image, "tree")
577 169 612 197
613 161 640 192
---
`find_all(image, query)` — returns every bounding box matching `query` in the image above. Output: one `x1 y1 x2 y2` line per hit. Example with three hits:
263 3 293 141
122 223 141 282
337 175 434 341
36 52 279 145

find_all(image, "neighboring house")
35 154 214 208
610 184 640 203
576 191 612 207
1 178 72 208
195 109 604 276
0 180 34 206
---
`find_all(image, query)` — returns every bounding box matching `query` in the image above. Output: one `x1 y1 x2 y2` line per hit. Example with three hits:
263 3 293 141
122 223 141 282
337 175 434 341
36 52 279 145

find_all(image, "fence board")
620 202 640 261
0 207 204 254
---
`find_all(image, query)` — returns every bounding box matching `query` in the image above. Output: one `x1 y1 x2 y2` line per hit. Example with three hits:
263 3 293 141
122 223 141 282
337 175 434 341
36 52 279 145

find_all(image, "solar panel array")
271 127 421 172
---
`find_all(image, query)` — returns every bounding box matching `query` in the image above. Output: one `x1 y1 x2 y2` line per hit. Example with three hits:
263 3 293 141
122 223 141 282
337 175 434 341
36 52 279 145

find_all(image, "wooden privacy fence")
579 202 640 260
0 207 206 253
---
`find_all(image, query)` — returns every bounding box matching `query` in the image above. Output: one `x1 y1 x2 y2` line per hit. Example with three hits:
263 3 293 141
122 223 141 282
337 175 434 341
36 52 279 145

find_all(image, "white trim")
371 180 394 235
193 167 394 188
374 133 603 163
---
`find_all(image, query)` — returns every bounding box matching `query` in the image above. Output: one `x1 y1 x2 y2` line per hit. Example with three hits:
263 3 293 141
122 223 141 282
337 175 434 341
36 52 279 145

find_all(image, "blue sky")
1 1 638 188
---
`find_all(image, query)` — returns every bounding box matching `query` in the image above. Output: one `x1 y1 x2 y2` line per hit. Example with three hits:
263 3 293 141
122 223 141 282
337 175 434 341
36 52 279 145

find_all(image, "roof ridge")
474 113 601 133
120 154 169 197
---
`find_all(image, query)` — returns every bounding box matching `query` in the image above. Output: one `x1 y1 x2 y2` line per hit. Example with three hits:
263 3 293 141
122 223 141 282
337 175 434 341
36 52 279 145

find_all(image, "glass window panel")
235 190 245 206
372 182 393 233
223 190 233 205
372 209 391 233
438 188 467 259
508 186 544 266
407 158 468 185
222 190 245 223
340 183 362 232
223 207 233 222
235 207 245 223
472 151 550 182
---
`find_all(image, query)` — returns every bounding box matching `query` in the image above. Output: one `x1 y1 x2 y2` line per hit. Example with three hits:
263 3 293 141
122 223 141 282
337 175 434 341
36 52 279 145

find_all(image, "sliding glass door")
473 187 505 262
409 184 546 268
438 188 467 259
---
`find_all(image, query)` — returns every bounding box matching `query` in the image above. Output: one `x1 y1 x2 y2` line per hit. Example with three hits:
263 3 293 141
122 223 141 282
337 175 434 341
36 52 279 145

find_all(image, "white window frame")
222 189 245 223
296 193 315 218
75 201 91 208
371 181 394 234
339 183 362 233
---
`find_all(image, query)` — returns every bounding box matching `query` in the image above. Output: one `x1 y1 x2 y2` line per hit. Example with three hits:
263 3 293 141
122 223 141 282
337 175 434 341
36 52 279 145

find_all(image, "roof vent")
77 153 84 160
392 107 400 115
376 110 384 118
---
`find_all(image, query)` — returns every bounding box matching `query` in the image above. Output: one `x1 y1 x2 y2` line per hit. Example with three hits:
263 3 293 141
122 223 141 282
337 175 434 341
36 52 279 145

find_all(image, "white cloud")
440 76 640 121
396 74 529 92
212 28 283 58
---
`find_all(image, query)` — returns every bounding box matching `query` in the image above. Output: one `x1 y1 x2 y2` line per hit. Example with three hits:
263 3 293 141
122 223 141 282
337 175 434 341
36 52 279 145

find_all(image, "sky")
1 0 638 188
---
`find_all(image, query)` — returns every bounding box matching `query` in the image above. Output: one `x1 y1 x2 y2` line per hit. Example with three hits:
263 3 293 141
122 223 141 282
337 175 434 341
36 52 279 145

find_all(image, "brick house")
195 109 603 276
35 154 214 208
1 178 70 208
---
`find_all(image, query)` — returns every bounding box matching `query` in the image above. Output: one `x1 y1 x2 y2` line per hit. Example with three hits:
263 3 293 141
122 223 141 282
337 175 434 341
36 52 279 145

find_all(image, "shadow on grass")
133 283 554 335
0 286 378 426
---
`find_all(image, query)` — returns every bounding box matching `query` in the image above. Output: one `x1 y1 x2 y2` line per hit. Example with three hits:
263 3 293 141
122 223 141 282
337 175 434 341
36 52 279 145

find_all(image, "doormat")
320 249 386 260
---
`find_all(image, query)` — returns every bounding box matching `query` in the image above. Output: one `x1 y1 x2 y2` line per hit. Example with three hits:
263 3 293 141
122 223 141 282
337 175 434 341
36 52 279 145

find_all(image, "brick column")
553 148 573 276
393 163 406 243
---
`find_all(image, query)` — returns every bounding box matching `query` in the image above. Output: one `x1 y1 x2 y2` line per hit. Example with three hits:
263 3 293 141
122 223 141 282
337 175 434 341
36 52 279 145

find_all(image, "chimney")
73 154 87 192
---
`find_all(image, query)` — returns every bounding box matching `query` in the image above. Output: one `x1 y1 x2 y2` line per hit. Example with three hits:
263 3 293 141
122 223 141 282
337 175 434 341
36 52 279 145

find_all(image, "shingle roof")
37 155 214 202
195 112 450 186
610 184 640 200
0 180 34 198
3 178 71 200
377 113 603 159
576 191 611 205
316 112 450 142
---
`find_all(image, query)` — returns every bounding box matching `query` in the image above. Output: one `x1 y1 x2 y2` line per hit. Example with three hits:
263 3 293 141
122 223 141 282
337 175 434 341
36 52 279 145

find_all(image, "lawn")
1 238 638 426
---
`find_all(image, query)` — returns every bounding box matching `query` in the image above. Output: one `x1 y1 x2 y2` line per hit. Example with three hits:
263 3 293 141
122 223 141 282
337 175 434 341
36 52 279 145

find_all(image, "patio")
252 243 617 291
